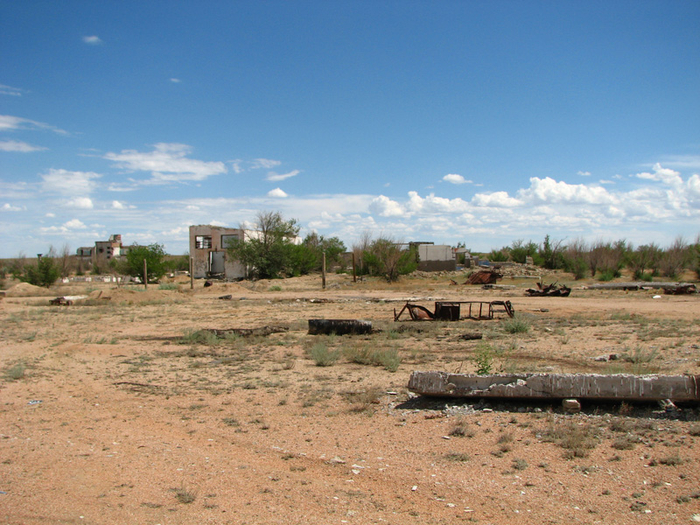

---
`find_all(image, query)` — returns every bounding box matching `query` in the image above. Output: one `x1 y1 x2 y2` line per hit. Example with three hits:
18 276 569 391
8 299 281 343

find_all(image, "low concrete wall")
408 371 700 402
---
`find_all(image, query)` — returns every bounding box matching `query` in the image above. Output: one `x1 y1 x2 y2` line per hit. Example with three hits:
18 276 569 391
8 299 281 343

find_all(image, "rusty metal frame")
394 300 514 322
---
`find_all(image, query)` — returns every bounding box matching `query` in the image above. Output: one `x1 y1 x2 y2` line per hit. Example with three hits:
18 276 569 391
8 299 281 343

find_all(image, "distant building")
189 225 247 279
76 234 131 270
416 243 456 272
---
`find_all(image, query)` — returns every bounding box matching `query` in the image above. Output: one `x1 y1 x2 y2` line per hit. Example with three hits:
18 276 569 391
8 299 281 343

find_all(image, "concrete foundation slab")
408 371 700 402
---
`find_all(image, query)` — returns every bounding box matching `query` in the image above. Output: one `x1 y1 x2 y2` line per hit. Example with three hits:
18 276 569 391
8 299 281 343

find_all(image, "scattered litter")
28 400 42 405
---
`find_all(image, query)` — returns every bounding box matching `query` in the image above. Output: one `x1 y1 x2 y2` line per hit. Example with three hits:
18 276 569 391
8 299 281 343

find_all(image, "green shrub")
502 315 530 334
308 343 340 366
473 343 494 375
158 283 179 290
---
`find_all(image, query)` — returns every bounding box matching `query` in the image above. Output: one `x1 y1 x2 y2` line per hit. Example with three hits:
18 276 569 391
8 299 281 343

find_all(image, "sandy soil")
1 272 699 524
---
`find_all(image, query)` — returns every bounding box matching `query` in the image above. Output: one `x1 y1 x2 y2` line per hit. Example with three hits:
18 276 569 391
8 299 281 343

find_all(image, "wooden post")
143 259 148 290
352 253 356 283
322 251 326 290
190 257 194 289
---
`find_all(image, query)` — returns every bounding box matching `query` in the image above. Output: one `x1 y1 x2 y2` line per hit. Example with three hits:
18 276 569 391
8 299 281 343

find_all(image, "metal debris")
465 270 503 285
525 282 571 297
394 300 514 321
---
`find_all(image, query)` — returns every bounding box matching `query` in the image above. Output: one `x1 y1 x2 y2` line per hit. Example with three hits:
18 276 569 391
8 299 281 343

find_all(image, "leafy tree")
300 232 347 273
362 237 417 282
226 211 301 279
488 247 509 262
14 249 60 288
626 243 662 280
538 235 565 269
659 237 691 279
122 243 168 283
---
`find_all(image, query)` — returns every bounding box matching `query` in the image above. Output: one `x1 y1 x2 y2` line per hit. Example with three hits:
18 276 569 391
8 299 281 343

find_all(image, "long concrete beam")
408 371 700 402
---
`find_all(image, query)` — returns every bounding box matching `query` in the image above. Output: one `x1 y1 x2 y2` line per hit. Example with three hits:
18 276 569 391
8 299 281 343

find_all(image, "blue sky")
1 1 699 258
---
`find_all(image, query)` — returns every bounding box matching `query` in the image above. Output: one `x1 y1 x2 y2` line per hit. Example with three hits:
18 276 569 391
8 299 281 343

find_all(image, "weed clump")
308 343 340 367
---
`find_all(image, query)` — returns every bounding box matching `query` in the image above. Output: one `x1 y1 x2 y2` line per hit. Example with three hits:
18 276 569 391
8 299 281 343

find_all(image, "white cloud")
577 171 591 176
369 195 405 217
104 143 227 183
42 169 100 196
0 140 47 152
64 219 87 229
518 177 616 205
0 84 22 97
442 174 471 185
2 203 23 211
45 212 55 217
230 160 244 174
472 191 522 208
170 78 181 83
82 35 103 45
111 200 127 209
635 163 683 187
250 158 281 170
267 188 288 198
266 169 300 182
66 197 94 209
0 115 68 135
407 191 470 214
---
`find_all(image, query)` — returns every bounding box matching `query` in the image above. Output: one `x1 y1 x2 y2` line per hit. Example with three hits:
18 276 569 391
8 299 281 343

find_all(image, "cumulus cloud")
442 174 471 185
111 200 127 209
266 170 300 182
518 177 616 205
40 219 87 234
104 143 227 183
64 219 87 229
267 188 288 198
82 35 103 45
0 115 68 135
471 191 522 208
2 203 23 211
635 163 683 187
369 195 405 217
42 169 100 196
0 140 46 152
66 197 94 209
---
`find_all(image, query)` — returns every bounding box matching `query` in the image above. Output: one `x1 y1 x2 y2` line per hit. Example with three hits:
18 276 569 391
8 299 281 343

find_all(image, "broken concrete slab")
408 371 700 402
308 319 373 335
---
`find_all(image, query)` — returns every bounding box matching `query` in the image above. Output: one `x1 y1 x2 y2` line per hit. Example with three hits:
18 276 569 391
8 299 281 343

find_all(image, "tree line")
486 234 700 281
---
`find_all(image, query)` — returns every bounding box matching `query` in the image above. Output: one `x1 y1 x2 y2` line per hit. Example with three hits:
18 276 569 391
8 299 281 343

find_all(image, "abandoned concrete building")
416 243 457 272
76 234 130 269
189 225 247 279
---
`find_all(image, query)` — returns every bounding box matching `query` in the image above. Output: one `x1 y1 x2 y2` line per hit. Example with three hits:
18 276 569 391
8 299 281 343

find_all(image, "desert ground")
1 270 699 525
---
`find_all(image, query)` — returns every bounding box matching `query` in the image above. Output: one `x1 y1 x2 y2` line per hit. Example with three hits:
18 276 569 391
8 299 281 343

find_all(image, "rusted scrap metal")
394 300 514 322
202 326 289 337
50 296 73 306
664 284 697 295
308 319 373 335
408 371 700 402
465 270 503 285
525 282 571 297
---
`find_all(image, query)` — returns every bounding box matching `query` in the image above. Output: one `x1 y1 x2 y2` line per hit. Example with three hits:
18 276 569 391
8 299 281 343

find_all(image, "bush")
308 343 340 366
121 243 168 283
502 315 530 334
14 252 60 288
473 343 494 375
